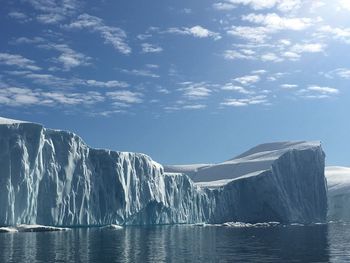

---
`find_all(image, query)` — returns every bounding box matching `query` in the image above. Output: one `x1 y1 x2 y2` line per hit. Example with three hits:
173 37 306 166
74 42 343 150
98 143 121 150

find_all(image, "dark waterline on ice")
1 223 350 262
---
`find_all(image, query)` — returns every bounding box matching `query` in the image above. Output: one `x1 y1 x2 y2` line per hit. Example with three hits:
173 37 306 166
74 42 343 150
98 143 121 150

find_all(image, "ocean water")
0 223 349 262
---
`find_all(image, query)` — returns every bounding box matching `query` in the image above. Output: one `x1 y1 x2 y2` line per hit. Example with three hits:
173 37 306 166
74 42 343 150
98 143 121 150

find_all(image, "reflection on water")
0 223 349 262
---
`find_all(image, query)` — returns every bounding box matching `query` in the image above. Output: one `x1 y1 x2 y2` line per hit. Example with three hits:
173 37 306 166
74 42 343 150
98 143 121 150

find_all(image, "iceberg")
165 141 327 224
326 166 350 221
0 117 327 226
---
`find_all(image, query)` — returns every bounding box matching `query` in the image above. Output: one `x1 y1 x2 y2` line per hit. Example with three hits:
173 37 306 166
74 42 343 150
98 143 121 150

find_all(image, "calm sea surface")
0 223 350 262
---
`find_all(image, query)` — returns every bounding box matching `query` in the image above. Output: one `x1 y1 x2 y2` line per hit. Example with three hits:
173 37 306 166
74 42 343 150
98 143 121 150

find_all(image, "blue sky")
1 0 350 165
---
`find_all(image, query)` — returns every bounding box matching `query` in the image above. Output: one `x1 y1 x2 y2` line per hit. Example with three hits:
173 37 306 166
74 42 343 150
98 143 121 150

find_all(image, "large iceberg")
0 117 327 226
326 166 350 221
165 141 327 223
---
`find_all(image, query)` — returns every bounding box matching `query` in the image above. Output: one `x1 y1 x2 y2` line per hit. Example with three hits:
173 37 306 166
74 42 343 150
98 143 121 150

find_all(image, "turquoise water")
0 223 349 262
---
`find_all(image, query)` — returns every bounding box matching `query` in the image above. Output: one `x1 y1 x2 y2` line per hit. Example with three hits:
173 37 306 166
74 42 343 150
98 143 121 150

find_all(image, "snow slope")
0 117 327 226
326 166 350 221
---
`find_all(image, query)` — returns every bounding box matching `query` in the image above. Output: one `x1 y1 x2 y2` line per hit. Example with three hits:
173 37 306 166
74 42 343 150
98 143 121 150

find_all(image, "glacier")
0 117 327 226
326 166 350 222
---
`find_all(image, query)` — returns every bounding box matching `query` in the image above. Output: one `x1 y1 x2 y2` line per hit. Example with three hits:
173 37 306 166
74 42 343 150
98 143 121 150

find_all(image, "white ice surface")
0 117 27 125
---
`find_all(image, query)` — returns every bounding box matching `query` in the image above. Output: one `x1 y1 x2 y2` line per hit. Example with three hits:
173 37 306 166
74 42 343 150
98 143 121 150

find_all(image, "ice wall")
0 118 327 226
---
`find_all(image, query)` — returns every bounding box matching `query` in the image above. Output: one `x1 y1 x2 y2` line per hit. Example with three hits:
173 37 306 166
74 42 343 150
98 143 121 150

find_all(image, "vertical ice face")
0 118 328 226
326 166 350 221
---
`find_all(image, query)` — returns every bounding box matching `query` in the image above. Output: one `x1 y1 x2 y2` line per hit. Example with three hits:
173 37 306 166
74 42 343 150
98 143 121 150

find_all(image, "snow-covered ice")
0 116 328 226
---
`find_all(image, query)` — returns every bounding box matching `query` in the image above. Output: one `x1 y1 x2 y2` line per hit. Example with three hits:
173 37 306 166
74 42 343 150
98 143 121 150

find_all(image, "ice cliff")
0 117 327 226
326 166 350 221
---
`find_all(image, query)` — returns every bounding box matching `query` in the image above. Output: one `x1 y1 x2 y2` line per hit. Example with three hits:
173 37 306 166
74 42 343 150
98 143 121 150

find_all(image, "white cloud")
307 85 339 94
291 43 325 53
340 0 350 11
40 44 91 70
234 75 260 85
106 91 143 104
282 51 301 60
318 25 350 44
251 69 267 74
182 104 206 110
0 53 41 71
178 82 213 99
221 95 268 107
26 0 79 24
0 87 104 107
66 14 131 54
223 49 255 60
8 11 31 22
261 52 283 62
329 68 350 79
213 2 236 10
242 13 312 31
279 39 291 46
37 13 65 24
167 26 221 40
226 0 301 12
6 71 129 90
221 83 252 94
227 26 269 43
141 43 163 53
85 80 129 88
281 84 298 89
120 68 159 78
12 37 45 44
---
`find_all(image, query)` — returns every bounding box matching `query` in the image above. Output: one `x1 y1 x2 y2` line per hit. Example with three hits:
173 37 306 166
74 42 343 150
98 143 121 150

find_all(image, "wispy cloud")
213 2 236 10
0 87 104 107
261 52 283 62
291 43 325 53
0 53 41 71
307 85 339 94
66 14 131 54
182 104 207 110
223 0 301 12
6 70 128 89
85 80 129 88
106 90 143 104
26 0 80 24
120 68 160 78
280 84 298 89
242 13 312 31
178 82 213 100
8 11 31 22
39 43 91 70
297 85 339 99
223 49 255 60
141 43 163 53
325 68 350 79
221 83 253 94
234 74 260 86
167 25 221 40
12 36 45 44
226 26 269 43
221 95 268 107
318 25 350 44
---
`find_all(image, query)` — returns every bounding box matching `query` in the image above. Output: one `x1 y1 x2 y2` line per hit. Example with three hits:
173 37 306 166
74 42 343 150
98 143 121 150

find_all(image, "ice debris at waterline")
0 224 69 233
0 117 327 226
